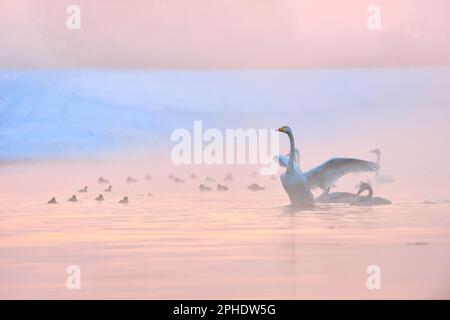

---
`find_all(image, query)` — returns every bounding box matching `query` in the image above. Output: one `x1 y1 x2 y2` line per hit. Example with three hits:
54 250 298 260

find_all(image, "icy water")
1 160 450 299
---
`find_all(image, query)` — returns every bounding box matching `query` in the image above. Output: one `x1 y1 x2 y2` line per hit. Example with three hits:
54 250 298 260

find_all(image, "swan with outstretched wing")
276 126 379 205
305 157 379 192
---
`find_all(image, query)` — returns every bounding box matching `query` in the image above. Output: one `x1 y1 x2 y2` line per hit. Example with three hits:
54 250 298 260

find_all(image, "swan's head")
357 182 373 196
370 148 380 155
277 126 292 134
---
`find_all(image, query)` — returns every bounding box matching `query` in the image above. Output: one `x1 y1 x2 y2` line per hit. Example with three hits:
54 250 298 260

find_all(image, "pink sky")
1 0 449 68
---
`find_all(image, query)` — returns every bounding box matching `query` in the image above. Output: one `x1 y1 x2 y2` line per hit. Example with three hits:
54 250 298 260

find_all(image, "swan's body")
315 188 362 204
371 149 395 183
351 182 391 206
280 168 314 205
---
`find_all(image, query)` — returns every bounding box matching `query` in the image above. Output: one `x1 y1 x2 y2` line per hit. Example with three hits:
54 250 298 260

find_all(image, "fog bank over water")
2 0 450 68
1 68 449 196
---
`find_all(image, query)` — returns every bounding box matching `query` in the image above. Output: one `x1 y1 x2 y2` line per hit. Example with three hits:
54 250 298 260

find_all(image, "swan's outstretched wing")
274 154 290 167
274 149 300 168
305 158 379 190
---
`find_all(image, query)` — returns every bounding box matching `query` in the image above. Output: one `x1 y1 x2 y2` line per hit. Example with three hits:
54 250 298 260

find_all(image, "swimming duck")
98 177 110 184
217 184 229 192
68 195 78 202
78 186 88 193
118 196 129 204
199 184 212 192
47 197 58 204
247 183 265 191
126 176 137 183
95 194 104 202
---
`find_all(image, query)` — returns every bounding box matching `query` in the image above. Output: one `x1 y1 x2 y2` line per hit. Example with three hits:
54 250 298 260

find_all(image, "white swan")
351 182 391 206
277 126 379 192
277 126 315 206
370 148 395 183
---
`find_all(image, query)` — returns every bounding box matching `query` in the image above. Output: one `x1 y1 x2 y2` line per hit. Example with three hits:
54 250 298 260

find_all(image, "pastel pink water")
1 157 449 299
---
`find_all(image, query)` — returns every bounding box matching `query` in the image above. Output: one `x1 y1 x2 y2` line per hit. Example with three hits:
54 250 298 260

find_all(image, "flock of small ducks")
47 175 150 204
47 172 270 204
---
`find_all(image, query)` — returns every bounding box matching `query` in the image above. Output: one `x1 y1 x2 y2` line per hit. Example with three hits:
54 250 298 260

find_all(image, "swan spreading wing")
274 154 290 168
273 149 299 168
305 158 379 191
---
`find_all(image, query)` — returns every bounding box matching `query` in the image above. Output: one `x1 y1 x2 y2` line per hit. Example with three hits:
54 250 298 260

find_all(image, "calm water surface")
1 162 450 299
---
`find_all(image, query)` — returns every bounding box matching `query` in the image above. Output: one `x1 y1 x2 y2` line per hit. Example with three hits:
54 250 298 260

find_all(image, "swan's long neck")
287 131 296 173
365 185 373 199
374 152 380 177
376 153 381 164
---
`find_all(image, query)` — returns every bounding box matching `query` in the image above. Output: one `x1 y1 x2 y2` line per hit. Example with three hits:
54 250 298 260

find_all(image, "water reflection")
1 173 450 299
